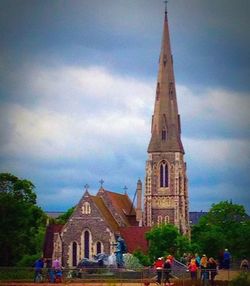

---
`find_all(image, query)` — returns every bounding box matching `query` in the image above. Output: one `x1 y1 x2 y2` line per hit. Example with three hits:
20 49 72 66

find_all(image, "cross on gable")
123 185 128 193
84 184 89 192
99 179 104 187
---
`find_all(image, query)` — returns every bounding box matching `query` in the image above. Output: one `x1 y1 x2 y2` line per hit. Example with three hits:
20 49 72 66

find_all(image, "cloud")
0 65 154 161
177 85 250 139
0 64 249 213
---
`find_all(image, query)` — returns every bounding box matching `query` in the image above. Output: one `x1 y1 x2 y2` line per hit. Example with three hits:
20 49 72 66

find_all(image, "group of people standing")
154 255 173 285
34 257 62 283
187 254 217 286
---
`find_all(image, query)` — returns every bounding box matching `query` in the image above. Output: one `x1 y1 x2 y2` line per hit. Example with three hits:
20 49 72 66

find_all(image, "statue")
114 234 127 268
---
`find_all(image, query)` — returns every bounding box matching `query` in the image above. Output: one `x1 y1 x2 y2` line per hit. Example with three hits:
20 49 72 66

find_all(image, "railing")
0 266 248 285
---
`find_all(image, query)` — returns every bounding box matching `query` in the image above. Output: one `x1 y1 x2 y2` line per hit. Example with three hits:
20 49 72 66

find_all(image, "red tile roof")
103 189 138 226
91 195 120 231
43 224 64 259
119 226 151 254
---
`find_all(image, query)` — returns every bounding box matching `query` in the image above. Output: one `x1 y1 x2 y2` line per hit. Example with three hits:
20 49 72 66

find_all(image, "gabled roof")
43 224 64 259
91 195 119 232
103 189 137 226
119 226 151 254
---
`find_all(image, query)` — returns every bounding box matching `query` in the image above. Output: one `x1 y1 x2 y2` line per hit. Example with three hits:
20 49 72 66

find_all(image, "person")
200 254 208 285
223 249 231 269
46 259 55 283
34 257 44 282
166 254 174 265
240 257 249 271
163 257 172 285
188 258 198 281
52 258 62 283
195 253 201 267
207 257 217 286
180 253 188 265
154 257 164 285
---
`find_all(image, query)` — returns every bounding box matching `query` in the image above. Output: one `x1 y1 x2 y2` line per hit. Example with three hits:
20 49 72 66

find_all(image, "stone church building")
43 8 190 267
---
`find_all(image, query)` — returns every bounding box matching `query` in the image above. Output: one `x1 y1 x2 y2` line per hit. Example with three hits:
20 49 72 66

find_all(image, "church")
43 7 190 267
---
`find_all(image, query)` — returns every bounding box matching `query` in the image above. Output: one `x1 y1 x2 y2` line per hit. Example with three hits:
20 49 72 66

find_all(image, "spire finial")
99 179 104 188
84 184 89 192
164 0 168 13
123 185 128 194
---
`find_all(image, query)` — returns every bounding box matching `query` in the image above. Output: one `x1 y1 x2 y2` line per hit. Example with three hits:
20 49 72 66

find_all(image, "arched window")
82 202 91 214
84 231 90 258
157 215 163 225
72 242 77 267
96 241 102 254
160 161 168 187
165 216 170 224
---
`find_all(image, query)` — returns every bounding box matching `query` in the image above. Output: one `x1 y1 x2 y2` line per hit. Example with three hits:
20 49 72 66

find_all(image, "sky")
1 0 250 214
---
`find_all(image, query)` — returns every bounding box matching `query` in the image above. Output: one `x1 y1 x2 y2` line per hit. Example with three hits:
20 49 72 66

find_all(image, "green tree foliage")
0 173 47 266
55 206 75 224
192 201 250 259
145 224 190 263
133 250 151 266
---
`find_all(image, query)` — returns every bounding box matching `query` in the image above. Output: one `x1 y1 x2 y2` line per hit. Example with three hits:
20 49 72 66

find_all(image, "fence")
0 266 248 285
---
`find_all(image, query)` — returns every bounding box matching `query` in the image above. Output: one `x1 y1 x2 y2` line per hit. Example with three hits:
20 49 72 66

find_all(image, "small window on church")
82 202 91 214
165 216 169 223
96 241 102 254
157 215 163 225
162 130 166 140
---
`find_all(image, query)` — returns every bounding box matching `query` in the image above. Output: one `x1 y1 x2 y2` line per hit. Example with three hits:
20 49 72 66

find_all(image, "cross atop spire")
84 184 89 192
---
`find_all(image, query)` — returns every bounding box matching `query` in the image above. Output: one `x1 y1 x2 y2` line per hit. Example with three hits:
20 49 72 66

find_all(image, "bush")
17 254 40 267
123 253 143 270
133 250 151 266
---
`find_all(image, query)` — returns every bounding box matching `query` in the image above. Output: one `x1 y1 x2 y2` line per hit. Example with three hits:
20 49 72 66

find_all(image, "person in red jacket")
188 258 198 281
154 257 164 285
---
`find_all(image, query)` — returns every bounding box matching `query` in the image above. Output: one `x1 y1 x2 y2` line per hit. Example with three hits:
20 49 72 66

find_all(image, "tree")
192 200 249 259
0 173 47 266
56 206 75 224
145 224 190 262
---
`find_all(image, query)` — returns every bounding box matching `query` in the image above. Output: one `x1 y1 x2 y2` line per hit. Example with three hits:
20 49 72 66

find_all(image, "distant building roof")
46 211 64 219
189 211 208 225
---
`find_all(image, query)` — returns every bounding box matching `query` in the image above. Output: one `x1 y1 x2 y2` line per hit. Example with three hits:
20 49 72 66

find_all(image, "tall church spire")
148 7 184 153
144 7 189 235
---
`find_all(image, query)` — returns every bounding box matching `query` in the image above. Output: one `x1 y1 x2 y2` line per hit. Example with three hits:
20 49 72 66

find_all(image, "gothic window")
82 202 91 214
165 216 170 224
84 231 90 258
160 161 169 187
157 215 163 225
72 241 77 267
96 241 102 254
162 129 166 140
